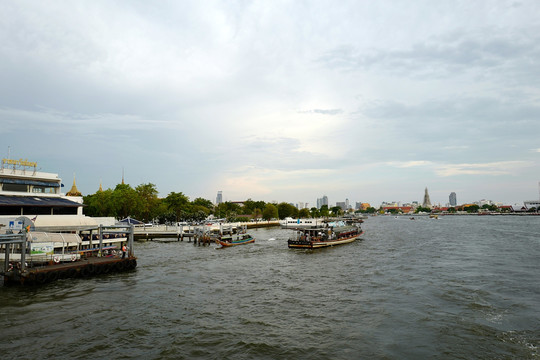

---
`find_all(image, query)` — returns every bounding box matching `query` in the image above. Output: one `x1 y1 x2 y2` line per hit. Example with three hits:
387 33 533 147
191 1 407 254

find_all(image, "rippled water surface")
1 216 539 359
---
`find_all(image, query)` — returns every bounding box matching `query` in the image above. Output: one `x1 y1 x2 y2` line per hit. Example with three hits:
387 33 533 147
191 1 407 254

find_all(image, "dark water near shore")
1 216 539 359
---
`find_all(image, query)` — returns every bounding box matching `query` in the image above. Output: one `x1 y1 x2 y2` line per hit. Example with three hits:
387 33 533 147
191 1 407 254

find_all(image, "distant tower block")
449 192 457 206
422 187 432 208
216 191 223 204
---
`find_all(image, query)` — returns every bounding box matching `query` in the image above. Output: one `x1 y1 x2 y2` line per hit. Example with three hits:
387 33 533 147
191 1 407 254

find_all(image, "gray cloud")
317 28 540 86
1 1 539 205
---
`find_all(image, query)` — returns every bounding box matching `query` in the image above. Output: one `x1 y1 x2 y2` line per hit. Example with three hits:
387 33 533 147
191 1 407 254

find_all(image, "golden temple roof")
66 174 82 196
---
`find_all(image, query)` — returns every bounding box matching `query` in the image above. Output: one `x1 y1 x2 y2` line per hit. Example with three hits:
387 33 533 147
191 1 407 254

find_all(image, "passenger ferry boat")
287 222 364 249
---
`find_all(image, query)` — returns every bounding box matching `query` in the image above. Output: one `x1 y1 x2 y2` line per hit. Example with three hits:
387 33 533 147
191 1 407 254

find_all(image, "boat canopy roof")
333 225 360 233
297 225 359 233
28 232 82 244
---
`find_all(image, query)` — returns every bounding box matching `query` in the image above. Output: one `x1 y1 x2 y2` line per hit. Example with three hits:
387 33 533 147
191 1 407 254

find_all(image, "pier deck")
133 221 279 240
2 256 137 285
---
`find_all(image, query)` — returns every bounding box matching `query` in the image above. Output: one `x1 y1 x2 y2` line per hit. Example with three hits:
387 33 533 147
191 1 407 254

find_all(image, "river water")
1 216 538 359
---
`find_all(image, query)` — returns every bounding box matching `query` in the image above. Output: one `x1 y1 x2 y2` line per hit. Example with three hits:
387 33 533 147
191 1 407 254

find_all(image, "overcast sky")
2 0 540 207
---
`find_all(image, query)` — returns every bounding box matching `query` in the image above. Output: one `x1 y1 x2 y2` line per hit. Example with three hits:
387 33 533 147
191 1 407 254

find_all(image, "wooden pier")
3 256 137 285
133 220 279 241
1 224 137 286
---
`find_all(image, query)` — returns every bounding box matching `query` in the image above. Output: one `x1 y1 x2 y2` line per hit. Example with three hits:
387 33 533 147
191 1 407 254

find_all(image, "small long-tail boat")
215 234 255 247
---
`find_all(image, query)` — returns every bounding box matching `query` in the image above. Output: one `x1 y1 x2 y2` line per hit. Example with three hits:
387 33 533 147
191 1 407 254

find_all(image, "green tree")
214 201 241 221
242 199 256 215
277 202 298 219
298 208 310 218
192 197 214 211
252 208 263 220
365 207 377 214
320 204 330 217
310 207 320 218
83 188 115 217
112 183 142 219
448 207 456 213
191 204 211 217
158 210 177 225
330 206 342 216
134 183 160 222
164 192 190 221
464 204 480 213
262 203 278 220
242 200 266 216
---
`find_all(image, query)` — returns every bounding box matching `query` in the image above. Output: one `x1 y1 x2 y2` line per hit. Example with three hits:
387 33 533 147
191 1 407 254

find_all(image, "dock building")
0 158 98 232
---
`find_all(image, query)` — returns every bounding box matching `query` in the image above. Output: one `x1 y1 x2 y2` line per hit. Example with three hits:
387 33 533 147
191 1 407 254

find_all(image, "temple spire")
98 179 103 192
66 173 82 196
422 187 432 209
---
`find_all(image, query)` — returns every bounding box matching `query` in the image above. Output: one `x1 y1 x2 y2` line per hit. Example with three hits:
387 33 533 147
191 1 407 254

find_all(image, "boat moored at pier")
280 217 325 229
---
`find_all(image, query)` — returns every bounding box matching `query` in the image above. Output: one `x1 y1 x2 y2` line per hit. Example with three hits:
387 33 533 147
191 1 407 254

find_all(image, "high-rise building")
317 195 329 209
336 201 346 210
449 192 457 206
216 191 223 204
422 187 432 208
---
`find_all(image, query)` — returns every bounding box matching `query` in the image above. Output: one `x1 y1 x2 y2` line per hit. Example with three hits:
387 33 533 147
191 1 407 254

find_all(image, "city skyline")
2 156 537 207
2 1 540 206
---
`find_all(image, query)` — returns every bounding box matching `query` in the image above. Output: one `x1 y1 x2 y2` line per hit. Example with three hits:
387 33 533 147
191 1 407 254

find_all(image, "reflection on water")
1 216 539 359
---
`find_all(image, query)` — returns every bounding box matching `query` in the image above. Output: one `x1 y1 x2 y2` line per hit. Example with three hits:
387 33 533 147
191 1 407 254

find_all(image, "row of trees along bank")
82 183 373 224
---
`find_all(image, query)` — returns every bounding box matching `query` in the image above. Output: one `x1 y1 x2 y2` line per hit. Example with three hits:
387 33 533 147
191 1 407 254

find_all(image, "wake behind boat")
287 222 363 249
